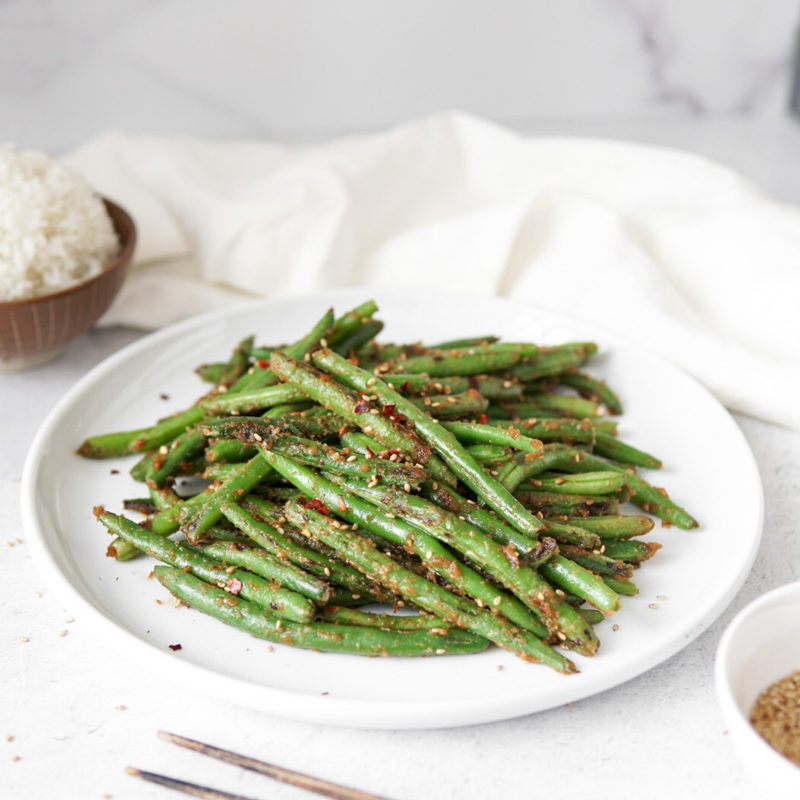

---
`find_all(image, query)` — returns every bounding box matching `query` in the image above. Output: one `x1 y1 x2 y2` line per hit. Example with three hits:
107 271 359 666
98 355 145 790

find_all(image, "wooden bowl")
0 199 136 370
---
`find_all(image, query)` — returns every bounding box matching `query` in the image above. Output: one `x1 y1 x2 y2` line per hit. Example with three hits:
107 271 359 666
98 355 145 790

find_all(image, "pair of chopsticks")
127 731 390 800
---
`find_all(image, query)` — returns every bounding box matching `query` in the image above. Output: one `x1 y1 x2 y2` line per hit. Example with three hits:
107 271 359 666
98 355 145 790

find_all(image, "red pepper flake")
480 413 487 425
468 376 479 390
257 359 269 369
338 495 347 513
168 643 182 651
228 579 243 596
382 403 396 417
400 380 410 392
159 393 170 401
365 446 376 459
353 400 369 414
307 498 330 515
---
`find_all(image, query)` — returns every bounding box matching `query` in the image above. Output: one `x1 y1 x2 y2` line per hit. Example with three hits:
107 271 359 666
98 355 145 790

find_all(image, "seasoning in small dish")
750 669 800 766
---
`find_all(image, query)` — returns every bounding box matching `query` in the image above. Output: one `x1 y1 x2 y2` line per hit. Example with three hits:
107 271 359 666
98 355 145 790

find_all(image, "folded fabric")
63 113 800 431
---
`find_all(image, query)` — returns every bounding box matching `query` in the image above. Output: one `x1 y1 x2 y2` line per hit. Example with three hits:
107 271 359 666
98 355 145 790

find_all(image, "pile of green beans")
79 300 697 673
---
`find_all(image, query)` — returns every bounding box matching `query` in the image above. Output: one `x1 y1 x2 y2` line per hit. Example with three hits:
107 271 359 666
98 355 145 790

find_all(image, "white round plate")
21 288 763 729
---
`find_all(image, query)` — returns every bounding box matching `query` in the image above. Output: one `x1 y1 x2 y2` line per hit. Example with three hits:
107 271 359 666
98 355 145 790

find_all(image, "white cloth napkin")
64 113 800 431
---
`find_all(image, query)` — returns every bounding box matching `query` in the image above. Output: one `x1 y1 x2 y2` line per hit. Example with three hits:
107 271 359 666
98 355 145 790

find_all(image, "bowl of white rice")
0 145 135 369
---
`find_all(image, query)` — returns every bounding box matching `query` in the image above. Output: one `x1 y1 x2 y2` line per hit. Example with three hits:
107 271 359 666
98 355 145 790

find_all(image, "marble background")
1 0 799 151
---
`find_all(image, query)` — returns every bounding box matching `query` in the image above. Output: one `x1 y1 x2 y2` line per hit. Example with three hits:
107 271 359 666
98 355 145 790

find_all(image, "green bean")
526 471 629 496
502 417 597 444
516 393 604 418
334 478 578 632
227 308 335 395
603 576 639 596
387 374 523 400
182 456 273 542
78 406 205 459
216 335 255 387
195 361 228 385
201 383 307 415
394 343 537 376
538 555 620 614
541 520 602 549
511 343 598 381
285 500 577 670
270 352 431 464
313 348 547 537
438 420 544 456
466 444 514 465
430 335 499 348
593 432 662 470
262 451 551 639
420 482 543 557
130 452 156 482
514 488 620 517
201 418 427 489
409 390 489 419
332 319 384 356
155 567 489 657
199 541 332 604
600 540 662 563
558 544 634 581
317 607 445 630
205 439 257 464
96 509 315 623
325 300 380 346
560 372 623 414
553 514 654 539
145 426 209 489
224 500 392 603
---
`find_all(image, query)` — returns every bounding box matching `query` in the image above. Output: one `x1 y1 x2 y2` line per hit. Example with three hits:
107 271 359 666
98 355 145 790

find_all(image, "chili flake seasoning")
750 669 800 765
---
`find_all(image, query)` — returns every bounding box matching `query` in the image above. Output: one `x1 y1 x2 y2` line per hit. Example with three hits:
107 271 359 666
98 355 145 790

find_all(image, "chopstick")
125 766 257 800
125 730 391 800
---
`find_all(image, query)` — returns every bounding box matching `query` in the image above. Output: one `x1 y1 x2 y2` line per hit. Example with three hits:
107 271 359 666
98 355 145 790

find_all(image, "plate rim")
21 287 765 729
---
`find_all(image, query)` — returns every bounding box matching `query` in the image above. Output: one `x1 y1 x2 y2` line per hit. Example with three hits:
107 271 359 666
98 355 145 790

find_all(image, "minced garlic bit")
656 595 667 601
648 603 659 610
10 755 19 762
4 734 13 742
18 636 28 643
612 624 619 632
58 629 67 637
497 665 504 672
115 705 126 711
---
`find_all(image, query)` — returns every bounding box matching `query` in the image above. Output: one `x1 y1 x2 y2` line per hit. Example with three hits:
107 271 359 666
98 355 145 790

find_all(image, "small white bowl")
716 582 800 795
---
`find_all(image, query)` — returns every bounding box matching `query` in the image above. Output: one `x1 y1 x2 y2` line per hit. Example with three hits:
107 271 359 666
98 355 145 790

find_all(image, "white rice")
0 144 120 301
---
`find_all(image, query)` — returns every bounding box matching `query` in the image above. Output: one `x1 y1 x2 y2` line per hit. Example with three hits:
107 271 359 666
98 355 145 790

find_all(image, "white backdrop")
1 0 798 150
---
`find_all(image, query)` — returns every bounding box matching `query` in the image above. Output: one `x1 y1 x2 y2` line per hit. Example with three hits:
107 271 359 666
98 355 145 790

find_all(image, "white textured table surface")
2 120 800 800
